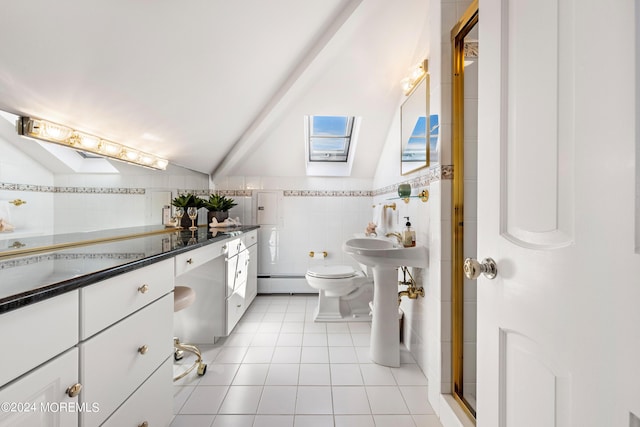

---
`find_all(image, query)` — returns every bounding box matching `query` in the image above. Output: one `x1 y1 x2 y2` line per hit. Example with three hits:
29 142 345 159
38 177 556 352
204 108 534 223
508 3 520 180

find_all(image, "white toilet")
305 264 374 322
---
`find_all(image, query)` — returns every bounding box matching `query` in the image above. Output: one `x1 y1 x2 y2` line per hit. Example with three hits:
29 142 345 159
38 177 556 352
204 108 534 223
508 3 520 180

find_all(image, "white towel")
372 204 387 234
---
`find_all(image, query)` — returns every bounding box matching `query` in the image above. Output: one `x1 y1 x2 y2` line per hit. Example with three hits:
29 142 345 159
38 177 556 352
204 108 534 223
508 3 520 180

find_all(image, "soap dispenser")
402 217 416 247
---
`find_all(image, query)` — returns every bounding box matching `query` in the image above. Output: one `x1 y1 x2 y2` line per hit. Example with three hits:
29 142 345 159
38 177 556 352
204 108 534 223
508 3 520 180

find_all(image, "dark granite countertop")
0 225 259 314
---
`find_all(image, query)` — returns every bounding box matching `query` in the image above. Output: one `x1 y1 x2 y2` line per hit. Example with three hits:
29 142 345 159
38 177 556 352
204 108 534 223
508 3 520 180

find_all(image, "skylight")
308 116 354 162
304 115 360 176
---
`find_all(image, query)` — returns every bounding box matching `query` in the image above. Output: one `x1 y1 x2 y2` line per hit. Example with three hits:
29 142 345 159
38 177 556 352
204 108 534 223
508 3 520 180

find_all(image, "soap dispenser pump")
402 217 416 247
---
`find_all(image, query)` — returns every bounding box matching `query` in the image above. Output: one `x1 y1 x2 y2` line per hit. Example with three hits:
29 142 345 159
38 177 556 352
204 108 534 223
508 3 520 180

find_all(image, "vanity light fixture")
16 117 169 170
400 59 428 96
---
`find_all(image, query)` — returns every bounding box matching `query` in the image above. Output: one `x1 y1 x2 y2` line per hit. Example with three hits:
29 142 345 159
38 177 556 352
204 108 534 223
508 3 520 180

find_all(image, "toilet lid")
307 265 358 279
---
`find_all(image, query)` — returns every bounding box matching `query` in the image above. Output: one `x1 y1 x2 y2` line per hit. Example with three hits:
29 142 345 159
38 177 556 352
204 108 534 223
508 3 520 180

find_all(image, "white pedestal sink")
342 237 428 367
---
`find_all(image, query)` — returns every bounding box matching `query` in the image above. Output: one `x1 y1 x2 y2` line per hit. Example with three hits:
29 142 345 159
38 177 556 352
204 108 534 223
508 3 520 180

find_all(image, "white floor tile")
170 414 215 427
331 364 364 385
280 322 305 333
303 322 327 333
263 312 286 322
329 346 359 363
366 386 410 414
265 363 300 385
327 333 353 346
348 323 372 333
284 312 306 322
302 333 328 347
257 386 297 414
253 415 294 427
243 347 274 363
399 386 435 414
295 386 333 414
355 347 373 364
212 414 255 426
224 333 255 346
412 414 444 426
301 346 329 363
198 364 240 386
215 346 248 364
235 322 261 334
332 386 371 414
173 386 196 414
218 386 263 414
257 322 283 333
326 323 350 333
298 364 331 385
360 364 397 385
180 386 228 414
334 415 375 427
251 333 279 346
373 414 417 427
232 364 269 385
351 333 371 346
293 415 334 427
277 333 303 346
271 346 302 363
391 364 429 386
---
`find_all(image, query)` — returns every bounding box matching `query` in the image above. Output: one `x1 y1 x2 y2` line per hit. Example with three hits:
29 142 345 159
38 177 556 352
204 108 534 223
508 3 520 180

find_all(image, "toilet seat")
306 265 358 279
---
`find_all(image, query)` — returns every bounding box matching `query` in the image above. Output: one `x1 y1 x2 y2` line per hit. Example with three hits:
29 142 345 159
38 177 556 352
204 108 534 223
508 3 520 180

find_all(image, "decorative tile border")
0 252 146 270
0 182 146 195
373 165 453 196
213 165 453 198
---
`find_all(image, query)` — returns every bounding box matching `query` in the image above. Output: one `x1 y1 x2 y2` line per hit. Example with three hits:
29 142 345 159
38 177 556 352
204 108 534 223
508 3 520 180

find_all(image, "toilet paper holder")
309 251 328 258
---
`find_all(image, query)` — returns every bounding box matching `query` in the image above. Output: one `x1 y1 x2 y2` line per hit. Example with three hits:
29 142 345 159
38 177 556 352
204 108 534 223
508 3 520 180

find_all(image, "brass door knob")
138 284 149 294
66 383 82 398
138 345 149 355
463 257 498 280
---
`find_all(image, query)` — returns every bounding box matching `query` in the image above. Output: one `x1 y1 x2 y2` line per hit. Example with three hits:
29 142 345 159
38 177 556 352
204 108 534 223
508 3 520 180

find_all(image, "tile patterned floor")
172 295 443 427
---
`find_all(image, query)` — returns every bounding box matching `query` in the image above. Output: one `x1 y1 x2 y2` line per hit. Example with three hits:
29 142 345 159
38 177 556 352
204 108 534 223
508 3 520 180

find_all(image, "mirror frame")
400 61 430 175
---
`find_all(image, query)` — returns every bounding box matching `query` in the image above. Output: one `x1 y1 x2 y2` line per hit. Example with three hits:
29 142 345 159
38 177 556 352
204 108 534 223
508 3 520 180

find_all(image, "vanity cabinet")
79 259 174 427
174 229 258 342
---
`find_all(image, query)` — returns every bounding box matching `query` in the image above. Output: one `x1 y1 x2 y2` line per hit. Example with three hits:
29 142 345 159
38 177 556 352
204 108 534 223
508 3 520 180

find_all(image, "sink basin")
343 237 428 268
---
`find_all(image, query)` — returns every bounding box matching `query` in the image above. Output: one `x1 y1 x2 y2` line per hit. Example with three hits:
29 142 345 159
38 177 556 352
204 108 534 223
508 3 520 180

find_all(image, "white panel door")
476 0 639 426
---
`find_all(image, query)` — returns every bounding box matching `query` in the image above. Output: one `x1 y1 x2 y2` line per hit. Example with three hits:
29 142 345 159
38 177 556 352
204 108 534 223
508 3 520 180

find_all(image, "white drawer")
225 237 242 258
0 348 79 427
101 356 172 427
242 229 258 248
226 254 239 297
79 293 173 427
175 241 225 276
226 288 246 335
80 259 174 339
0 291 78 387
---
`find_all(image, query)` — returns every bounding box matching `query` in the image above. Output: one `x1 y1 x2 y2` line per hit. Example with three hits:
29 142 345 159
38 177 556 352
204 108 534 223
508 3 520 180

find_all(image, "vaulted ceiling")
0 0 429 177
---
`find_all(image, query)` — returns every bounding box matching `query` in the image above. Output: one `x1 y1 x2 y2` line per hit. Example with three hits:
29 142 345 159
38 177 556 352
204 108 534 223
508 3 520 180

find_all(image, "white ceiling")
0 0 429 177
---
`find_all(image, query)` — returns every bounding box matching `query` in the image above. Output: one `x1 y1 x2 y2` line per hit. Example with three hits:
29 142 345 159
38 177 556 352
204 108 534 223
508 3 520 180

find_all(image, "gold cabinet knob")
66 383 82 398
138 422 149 427
186 258 193 264
138 284 149 294
138 345 149 355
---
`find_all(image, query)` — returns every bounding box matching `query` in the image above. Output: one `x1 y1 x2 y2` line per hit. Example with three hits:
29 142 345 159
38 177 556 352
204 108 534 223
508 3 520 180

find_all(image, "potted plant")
203 193 237 224
171 193 205 228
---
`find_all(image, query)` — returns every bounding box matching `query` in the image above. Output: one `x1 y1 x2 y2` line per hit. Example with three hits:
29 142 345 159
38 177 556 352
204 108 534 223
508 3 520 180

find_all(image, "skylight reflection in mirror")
308 116 354 162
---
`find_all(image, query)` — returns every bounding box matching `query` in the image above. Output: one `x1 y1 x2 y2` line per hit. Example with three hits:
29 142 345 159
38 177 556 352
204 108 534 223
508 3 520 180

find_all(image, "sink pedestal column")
370 266 400 367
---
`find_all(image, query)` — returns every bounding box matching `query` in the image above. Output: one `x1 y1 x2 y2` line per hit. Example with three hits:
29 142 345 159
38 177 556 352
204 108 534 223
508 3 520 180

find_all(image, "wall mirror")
400 62 431 175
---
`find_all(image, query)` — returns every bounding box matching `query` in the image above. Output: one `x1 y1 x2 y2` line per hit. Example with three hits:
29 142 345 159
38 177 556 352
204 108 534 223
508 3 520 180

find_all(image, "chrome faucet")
385 232 402 244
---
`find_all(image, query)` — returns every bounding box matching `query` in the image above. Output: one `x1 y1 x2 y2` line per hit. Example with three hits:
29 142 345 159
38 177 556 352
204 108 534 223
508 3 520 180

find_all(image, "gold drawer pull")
66 383 82 398
186 258 193 264
138 284 149 294
138 345 149 355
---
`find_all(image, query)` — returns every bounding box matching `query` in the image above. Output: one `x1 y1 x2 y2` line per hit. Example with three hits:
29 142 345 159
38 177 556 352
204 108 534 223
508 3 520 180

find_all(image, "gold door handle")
138 345 149 355
66 383 82 398
9 199 26 207
138 284 149 294
463 257 498 280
